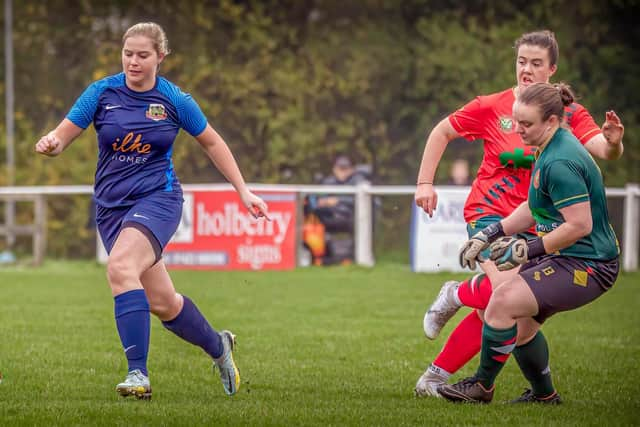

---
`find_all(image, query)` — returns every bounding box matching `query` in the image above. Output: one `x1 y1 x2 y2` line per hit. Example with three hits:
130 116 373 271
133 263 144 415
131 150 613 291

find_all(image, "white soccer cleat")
116 369 152 400
414 365 449 397
214 330 240 396
423 280 461 340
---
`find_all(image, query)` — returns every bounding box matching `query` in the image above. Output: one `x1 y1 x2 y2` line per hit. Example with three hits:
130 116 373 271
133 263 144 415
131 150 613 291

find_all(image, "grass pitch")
1 261 639 426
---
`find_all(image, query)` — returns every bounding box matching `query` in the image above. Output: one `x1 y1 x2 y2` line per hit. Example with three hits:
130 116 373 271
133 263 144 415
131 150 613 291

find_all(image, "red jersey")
449 88 601 223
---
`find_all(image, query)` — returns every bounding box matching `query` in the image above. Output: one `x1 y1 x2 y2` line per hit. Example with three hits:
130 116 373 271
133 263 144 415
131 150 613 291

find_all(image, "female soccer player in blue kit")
35 22 269 400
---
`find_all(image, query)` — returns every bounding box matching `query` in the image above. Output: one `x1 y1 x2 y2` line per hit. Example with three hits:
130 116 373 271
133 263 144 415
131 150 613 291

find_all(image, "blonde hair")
122 22 170 56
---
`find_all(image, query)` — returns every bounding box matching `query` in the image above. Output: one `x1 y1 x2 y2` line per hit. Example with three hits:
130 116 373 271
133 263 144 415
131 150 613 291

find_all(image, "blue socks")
114 289 150 376
162 295 223 359
114 291 221 377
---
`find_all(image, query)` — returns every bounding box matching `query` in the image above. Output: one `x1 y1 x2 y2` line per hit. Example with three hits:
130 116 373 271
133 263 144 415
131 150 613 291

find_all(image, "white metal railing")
0 183 638 270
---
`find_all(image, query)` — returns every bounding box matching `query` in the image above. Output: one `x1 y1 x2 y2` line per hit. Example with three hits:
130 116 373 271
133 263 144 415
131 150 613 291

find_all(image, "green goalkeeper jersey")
528 127 619 260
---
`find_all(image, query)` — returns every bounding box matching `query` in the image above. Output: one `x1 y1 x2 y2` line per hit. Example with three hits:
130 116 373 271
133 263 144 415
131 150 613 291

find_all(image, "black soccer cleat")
437 376 494 403
509 388 562 404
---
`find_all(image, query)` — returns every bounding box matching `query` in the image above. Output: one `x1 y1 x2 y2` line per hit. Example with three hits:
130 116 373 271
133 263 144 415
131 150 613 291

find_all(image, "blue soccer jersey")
67 73 207 208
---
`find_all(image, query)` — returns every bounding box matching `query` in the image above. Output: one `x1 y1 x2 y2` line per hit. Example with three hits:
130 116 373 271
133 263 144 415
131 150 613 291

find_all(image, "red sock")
432 310 483 374
457 274 493 309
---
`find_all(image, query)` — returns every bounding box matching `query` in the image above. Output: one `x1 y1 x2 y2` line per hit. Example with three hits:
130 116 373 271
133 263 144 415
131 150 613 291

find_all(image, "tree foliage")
0 0 637 256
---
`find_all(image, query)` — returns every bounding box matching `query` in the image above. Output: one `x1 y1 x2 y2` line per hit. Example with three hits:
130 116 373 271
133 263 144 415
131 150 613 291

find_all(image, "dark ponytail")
554 83 575 107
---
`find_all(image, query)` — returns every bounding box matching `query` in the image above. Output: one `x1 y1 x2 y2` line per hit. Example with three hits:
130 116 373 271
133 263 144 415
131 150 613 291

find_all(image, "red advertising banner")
164 190 297 270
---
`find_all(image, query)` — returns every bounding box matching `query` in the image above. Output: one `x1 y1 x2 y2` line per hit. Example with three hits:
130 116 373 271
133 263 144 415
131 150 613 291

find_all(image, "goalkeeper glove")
459 222 505 270
489 236 547 271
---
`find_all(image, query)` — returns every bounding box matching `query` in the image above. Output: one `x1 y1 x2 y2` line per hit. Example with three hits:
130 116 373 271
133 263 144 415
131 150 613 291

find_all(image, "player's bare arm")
584 110 624 160
537 201 593 254
499 202 536 235
195 124 269 219
415 118 461 217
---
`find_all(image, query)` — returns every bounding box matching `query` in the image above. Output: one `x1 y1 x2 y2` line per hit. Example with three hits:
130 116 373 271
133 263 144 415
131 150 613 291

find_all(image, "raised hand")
602 110 624 145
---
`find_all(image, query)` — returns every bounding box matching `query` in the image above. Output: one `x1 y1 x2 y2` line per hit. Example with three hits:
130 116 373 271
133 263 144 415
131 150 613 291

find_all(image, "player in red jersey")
413 30 624 397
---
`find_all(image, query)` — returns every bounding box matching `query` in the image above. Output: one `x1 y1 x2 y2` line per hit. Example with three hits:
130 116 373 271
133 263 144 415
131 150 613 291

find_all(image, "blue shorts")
467 215 536 259
96 191 183 260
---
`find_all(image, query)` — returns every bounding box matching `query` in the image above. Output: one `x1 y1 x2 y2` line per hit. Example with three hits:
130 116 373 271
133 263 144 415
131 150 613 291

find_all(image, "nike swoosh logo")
105 105 122 110
133 213 149 220
124 345 136 353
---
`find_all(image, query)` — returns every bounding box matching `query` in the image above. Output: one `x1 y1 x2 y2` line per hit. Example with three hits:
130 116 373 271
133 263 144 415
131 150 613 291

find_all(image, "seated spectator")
315 155 370 233
303 154 371 265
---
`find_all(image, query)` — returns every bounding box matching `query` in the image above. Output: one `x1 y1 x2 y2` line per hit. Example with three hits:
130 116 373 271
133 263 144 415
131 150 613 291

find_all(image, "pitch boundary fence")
1 183 638 271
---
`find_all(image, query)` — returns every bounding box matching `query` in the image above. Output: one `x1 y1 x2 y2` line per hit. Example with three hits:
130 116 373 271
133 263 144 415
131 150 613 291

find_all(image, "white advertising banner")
410 187 473 273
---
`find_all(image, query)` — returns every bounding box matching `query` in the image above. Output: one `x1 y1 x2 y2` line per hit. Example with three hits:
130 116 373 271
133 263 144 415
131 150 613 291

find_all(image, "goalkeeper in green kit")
438 82 621 404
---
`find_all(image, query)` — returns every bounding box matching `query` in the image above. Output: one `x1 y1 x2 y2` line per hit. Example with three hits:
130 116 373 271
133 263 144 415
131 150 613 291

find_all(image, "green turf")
1 261 639 426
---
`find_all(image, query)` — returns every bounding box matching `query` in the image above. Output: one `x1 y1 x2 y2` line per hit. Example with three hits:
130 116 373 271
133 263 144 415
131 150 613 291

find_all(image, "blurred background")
0 0 638 262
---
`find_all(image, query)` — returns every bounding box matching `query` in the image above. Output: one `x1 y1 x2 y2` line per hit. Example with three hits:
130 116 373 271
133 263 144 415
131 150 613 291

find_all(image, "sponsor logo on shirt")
110 132 151 165
112 132 151 154
533 169 540 189
145 103 167 121
498 116 514 133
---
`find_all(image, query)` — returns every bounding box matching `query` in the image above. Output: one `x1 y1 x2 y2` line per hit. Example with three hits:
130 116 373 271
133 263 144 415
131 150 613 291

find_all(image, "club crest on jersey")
145 104 167 121
498 116 514 133
533 169 541 189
